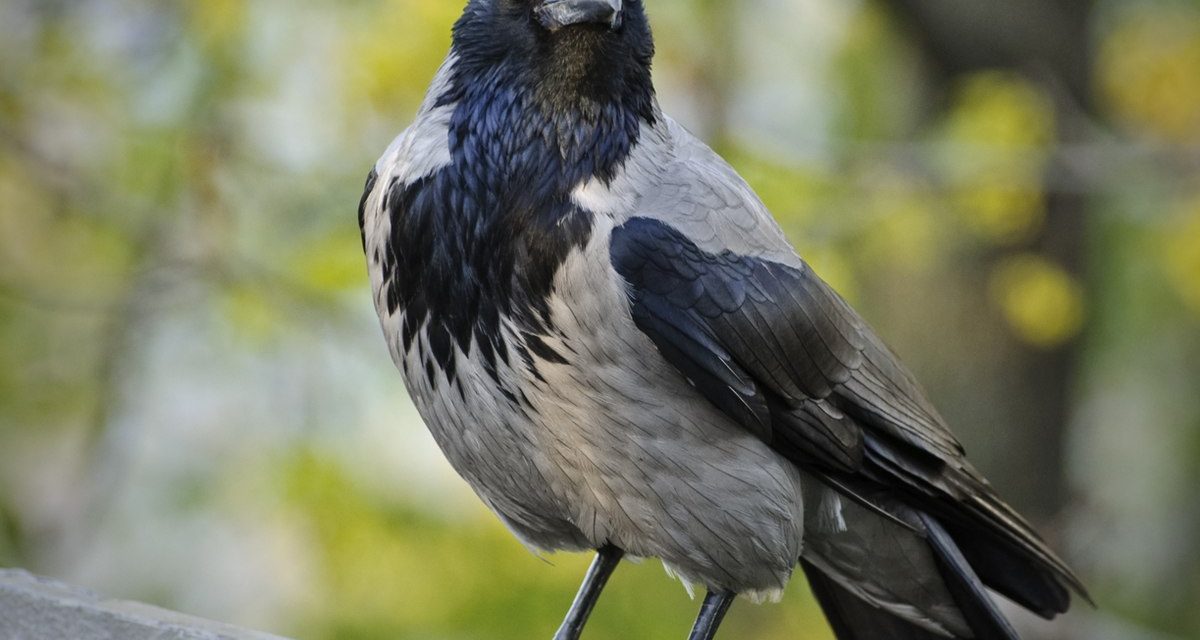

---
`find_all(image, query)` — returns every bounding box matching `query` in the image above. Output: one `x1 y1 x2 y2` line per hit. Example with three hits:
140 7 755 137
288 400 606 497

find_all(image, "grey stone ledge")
0 569 291 640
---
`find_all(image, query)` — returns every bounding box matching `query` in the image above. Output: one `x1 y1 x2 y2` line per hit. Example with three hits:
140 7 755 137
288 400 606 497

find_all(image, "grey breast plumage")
362 56 809 599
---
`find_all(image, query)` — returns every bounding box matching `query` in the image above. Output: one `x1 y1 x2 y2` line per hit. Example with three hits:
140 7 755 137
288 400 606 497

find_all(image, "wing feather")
609 215 1089 615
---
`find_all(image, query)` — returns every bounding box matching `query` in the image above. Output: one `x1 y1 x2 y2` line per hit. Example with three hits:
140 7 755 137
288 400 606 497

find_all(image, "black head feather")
443 0 656 185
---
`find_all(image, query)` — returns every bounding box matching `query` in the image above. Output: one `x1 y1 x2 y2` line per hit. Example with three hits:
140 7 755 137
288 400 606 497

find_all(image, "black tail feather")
920 513 1020 640
803 558 950 640
803 512 1023 640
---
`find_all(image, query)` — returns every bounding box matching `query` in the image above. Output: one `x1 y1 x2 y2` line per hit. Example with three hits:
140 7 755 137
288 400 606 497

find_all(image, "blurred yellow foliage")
1100 7 1200 143
289 230 368 293
190 0 248 48
0 161 50 272
858 170 943 273
222 284 282 342
1161 197 1200 316
0 161 134 301
285 453 472 630
940 72 1055 245
943 73 1056 149
953 179 1044 244
990 254 1085 348
346 1 462 114
834 3 922 139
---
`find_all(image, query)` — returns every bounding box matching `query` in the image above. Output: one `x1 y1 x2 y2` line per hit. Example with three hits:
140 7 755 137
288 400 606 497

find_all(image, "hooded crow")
358 1 1090 638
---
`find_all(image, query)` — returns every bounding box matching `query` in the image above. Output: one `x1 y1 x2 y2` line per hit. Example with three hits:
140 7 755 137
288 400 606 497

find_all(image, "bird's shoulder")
571 113 800 268
596 115 965 462
367 54 461 206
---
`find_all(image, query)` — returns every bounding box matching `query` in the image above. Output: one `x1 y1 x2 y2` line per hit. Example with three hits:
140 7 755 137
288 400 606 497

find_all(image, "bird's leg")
686 590 736 640
553 545 624 640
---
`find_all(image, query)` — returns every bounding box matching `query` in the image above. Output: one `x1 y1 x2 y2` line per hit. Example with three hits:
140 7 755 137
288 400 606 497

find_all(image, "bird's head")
448 0 655 121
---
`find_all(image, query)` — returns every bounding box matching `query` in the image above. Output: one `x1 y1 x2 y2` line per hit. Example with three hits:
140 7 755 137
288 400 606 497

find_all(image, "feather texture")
610 216 1089 627
361 3 1087 638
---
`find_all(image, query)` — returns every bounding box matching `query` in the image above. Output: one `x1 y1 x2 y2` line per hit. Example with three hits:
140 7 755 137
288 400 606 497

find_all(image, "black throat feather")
377 0 656 386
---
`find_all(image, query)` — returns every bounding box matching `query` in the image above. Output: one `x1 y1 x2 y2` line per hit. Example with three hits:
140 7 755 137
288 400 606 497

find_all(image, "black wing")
610 216 1088 619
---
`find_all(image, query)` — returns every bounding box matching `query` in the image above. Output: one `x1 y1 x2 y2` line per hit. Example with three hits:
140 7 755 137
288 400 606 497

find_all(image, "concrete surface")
0 569 291 640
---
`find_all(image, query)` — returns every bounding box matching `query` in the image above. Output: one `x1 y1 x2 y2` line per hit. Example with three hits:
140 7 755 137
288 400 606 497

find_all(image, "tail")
799 479 1083 639
803 555 1005 640
804 560 947 639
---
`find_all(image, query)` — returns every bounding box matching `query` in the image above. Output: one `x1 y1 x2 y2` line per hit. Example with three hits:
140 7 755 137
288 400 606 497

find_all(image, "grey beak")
535 0 623 31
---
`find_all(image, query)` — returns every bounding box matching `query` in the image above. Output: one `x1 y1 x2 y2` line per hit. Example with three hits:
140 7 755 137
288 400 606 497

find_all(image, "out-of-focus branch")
864 0 1101 527
881 0 1095 110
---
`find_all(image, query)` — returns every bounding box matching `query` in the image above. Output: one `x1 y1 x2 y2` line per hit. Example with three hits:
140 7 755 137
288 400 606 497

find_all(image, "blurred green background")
1 0 1199 638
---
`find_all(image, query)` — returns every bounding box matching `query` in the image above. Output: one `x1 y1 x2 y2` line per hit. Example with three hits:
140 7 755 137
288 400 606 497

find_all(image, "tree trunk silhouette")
878 0 1097 521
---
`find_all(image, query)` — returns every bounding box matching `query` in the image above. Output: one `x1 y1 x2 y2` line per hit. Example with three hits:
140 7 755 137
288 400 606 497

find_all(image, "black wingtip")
941 515 1093 618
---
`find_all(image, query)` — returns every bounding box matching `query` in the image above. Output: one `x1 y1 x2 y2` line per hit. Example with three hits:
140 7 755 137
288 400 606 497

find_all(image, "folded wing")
610 215 1088 635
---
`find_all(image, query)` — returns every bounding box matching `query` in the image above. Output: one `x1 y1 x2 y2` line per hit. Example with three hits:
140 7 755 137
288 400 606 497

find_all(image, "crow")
358 1 1090 638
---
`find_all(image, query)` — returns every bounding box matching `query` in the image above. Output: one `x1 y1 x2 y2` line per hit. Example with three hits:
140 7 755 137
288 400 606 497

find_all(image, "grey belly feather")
384 220 807 598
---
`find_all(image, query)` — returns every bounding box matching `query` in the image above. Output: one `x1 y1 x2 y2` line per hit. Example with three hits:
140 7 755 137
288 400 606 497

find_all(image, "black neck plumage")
441 7 656 196
382 7 655 387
